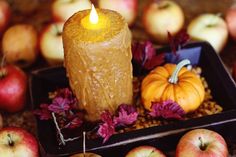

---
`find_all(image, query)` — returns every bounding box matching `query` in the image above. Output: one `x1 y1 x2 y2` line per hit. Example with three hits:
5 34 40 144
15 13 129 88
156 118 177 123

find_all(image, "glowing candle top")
89 4 98 24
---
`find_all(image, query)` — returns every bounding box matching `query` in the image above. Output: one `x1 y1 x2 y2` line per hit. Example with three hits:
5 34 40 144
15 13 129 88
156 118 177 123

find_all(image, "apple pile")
125 129 228 157
0 127 39 157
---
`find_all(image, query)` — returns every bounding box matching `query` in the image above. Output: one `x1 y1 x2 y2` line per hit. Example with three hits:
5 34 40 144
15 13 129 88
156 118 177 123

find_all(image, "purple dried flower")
48 97 70 114
100 110 114 125
97 122 115 143
98 110 116 143
114 104 138 127
149 100 185 120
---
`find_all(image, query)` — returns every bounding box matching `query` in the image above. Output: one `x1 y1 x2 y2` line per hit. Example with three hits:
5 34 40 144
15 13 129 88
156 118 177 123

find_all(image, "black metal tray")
30 42 236 157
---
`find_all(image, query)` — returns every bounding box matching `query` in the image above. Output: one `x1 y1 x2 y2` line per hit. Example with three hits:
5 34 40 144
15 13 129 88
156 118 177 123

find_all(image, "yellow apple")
52 0 91 22
187 14 228 53
2 24 38 68
39 22 64 65
143 0 184 44
126 146 166 157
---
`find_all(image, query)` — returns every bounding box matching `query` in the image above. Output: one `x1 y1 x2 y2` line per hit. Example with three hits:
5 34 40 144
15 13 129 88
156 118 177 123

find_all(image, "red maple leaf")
132 41 165 70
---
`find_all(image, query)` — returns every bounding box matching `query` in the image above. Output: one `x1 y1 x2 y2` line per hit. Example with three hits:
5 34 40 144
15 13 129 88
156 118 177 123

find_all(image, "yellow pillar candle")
62 5 133 121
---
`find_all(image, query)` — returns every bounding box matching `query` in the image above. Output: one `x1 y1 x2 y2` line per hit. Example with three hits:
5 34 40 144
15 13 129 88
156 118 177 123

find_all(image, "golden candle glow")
81 7 110 30
89 4 98 24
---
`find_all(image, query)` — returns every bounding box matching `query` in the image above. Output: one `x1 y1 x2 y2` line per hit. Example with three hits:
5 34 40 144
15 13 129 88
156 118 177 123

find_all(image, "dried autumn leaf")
113 104 138 127
33 104 51 120
97 122 115 143
149 100 185 120
97 110 115 143
168 30 190 55
132 41 165 70
64 117 83 129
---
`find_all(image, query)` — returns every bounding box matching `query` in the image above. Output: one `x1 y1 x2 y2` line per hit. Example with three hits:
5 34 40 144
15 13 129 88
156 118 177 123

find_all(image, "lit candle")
62 5 133 121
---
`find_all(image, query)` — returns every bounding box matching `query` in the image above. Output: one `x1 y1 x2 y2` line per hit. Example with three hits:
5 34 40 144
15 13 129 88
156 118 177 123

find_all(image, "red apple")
187 14 228 53
226 5 236 41
143 0 184 44
0 0 10 34
98 0 138 26
0 65 27 112
40 22 64 65
0 127 38 157
125 146 166 157
52 0 91 22
2 24 38 68
176 129 228 157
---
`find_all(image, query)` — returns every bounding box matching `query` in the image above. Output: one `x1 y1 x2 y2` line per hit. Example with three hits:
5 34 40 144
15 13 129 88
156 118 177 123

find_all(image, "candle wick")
83 131 86 157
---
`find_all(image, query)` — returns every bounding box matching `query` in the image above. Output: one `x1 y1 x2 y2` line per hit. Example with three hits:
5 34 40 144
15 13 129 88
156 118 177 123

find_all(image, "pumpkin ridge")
178 69 192 77
153 66 170 78
142 74 167 87
178 80 202 111
159 82 171 101
173 83 189 112
181 79 204 102
174 83 196 113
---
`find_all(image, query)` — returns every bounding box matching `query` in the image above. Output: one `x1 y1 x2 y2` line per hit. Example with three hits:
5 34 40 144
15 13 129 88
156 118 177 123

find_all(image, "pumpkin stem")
168 59 191 84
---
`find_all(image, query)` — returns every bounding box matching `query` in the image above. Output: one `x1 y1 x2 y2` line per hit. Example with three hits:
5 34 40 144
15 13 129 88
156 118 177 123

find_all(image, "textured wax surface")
63 9 133 121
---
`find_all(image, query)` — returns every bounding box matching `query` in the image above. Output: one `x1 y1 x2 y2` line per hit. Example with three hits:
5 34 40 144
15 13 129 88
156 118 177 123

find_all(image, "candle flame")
89 4 98 24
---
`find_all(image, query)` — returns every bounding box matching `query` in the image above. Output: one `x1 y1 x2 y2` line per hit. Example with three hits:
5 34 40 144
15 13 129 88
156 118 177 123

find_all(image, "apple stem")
168 59 191 84
54 25 62 36
7 134 14 147
207 13 222 28
199 137 207 151
1 55 6 69
0 69 7 79
155 0 170 9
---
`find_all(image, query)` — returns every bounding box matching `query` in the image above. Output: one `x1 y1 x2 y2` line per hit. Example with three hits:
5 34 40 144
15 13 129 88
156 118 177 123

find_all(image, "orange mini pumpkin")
141 59 205 113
